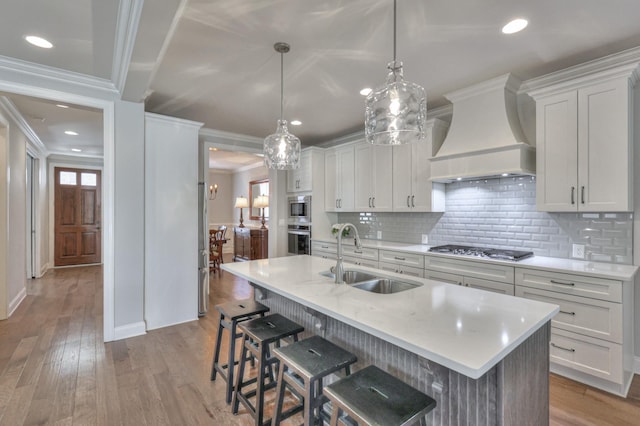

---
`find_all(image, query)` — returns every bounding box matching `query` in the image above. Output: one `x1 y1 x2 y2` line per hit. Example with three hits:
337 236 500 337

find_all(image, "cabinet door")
287 151 312 193
337 146 355 211
464 276 514 295
372 145 393 211
354 144 373 211
536 91 578 211
412 136 444 212
424 269 463 286
578 79 631 211
392 144 413 211
324 150 338 212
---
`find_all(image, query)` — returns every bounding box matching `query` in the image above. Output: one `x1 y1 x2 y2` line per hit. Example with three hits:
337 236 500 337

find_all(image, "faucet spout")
334 223 361 284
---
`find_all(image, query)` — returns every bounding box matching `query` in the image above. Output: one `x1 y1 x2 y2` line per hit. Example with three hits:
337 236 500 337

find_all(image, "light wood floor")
1 257 640 425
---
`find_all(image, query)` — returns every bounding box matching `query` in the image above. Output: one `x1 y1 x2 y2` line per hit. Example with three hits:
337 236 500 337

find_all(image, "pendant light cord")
393 0 397 63
280 51 284 121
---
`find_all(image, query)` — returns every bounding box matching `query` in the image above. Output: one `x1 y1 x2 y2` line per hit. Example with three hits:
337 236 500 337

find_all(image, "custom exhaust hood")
430 73 535 182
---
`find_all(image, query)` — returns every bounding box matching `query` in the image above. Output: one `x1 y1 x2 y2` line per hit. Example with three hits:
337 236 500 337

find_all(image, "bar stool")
271 335 357 426
324 365 437 426
210 299 270 403
232 314 305 426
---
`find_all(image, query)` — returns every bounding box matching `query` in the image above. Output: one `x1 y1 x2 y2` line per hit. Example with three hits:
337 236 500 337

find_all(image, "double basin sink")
320 269 423 294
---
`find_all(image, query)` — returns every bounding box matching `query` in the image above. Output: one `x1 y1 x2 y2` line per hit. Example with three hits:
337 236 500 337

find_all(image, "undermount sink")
351 278 423 294
320 269 422 294
319 269 378 284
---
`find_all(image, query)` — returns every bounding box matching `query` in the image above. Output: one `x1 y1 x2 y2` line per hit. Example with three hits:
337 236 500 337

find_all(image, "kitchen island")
222 255 559 425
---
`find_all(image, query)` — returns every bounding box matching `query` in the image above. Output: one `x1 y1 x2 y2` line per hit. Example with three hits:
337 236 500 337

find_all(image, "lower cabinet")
515 267 633 396
423 255 515 295
233 227 268 261
311 240 337 260
343 255 378 269
378 261 424 278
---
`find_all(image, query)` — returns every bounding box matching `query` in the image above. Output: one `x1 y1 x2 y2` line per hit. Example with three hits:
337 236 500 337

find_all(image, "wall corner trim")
113 321 147 341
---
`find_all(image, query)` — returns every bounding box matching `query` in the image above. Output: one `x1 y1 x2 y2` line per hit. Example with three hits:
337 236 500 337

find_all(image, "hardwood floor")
0 257 639 425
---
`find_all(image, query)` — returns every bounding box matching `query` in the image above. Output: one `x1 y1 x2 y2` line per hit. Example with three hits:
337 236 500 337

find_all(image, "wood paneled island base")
252 286 551 426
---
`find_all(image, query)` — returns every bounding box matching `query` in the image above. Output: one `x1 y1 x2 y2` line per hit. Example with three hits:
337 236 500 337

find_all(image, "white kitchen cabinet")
379 250 424 269
534 76 634 212
378 261 424 278
311 240 336 260
515 267 633 396
392 119 447 212
424 255 514 284
354 143 393 211
423 265 514 295
287 150 312 193
343 255 379 269
325 145 355 212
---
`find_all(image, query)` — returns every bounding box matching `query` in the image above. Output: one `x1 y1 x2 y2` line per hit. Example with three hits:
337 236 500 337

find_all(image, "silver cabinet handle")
559 310 576 316
372 197 375 208
571 187 575 205
581 186 585 204
335 199 338 208
407 196 410 207
394 256 406 261
411 195 415 207
321 245 329 249
550 279 575 287
368 197 372 208
354 250 363 254
551 342 575 353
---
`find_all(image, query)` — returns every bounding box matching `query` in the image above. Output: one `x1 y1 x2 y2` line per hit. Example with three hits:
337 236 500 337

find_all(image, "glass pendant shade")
365 61 426 145
264 119 301 170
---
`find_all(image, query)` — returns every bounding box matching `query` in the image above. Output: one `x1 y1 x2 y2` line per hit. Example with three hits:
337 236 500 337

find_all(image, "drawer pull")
559 310 576 316
551 342 575 353
321 245 329 249
550 279 575 287
394 256 406 261
354 250 363 254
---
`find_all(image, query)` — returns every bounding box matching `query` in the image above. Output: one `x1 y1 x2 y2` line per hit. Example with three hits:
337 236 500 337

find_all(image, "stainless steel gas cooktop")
428 245 534 261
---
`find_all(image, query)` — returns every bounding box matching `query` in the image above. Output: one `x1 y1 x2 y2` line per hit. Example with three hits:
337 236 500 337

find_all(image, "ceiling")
1 0 640 160
208 149 264 171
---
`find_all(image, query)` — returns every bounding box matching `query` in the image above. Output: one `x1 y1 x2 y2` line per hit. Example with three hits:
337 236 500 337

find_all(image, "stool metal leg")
210 313 225 381
329 405 340 426
225 318 238 404
255 343 269 426
271 361 287 426
232 334 249 415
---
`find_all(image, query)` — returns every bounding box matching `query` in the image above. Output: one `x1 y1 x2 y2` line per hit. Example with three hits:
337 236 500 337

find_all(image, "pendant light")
365 0 426 145
264 42 301 170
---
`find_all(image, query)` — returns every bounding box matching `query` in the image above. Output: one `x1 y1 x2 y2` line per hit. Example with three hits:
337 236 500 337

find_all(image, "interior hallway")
0 258 639 425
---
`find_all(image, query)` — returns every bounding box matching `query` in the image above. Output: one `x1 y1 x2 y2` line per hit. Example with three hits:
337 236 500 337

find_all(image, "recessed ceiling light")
64 130 78 136
360 88 372 96
291 120 302 126
25 35 53 49
71 148 82 152
502 18 528 34
56 104 69 108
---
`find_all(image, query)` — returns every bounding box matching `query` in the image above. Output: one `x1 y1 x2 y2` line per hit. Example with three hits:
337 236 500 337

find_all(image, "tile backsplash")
337 176 633 264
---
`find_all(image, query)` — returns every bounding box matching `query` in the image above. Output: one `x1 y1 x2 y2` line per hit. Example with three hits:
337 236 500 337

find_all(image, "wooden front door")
54 167 102 266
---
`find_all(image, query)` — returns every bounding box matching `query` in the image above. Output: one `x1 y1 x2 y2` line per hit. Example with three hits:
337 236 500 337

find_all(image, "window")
59 171 77 185
81 172 97 186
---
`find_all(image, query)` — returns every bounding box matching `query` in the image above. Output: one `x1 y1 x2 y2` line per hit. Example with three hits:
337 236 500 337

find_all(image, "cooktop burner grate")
428 245 534 261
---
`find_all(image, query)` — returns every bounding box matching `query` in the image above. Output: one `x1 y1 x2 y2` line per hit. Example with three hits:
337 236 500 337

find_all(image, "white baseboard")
38 262 49 277
8 287 27 317
145 316 198 332
113 321 147 340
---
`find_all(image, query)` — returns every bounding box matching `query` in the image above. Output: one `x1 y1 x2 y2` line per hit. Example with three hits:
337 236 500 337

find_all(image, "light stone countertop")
312 238 639 281
222 255 559 379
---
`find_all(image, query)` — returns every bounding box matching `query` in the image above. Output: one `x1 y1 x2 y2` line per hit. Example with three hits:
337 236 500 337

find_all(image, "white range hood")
430 73 535 182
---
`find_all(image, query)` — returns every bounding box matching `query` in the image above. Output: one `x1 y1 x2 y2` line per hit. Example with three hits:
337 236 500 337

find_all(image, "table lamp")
235 196 249 228
253 194 269 229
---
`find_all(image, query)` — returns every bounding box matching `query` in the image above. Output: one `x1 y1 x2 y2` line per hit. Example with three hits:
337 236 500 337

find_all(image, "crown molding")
428 104 453 122
145 111 203 129
522 46 640 98
200 127 264 147
112 0 144 94
0 55 118 96
0 96 49 156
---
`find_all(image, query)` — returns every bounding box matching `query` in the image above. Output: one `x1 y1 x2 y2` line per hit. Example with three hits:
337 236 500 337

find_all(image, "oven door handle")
288 231 311 236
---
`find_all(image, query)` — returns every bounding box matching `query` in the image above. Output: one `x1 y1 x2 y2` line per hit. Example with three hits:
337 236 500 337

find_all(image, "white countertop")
222 255 559 379
313 238 639 281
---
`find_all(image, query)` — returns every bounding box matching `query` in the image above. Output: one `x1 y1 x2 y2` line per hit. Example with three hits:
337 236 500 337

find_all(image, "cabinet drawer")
311 241 336 254
379 250 424 268
342 246 378 260
464 277 515 296
378 261 424 278
424 256 514 284
313 251 336 261
515 268 622 302
516 286 622 343
550 328 622 384
424 269 463 286
343 255 378 269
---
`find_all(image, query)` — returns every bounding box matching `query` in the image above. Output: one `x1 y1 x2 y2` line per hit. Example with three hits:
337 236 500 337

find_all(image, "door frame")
0 81 115 342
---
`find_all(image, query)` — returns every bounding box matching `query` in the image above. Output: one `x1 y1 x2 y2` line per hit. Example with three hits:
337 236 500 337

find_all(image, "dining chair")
209 229 225 273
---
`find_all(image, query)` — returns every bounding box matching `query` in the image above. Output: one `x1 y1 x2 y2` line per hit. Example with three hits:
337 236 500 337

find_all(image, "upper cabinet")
533 76 635 212
287 150 312 193
393 119 447 212
325 145 355 212
354 143 393 211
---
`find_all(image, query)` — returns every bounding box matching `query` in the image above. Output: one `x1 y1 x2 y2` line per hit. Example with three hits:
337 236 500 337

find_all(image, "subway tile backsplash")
337 176 633 264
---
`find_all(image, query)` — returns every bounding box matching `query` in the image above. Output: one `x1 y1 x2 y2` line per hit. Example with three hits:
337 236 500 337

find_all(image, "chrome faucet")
334 223 362 284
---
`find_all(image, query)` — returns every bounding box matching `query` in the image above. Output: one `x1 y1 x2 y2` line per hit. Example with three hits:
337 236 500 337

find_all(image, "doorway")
54 167 102 266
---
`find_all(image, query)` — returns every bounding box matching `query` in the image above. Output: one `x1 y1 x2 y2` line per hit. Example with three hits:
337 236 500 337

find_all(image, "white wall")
208 170 233 225
232 165 269 228
0 122 7 319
